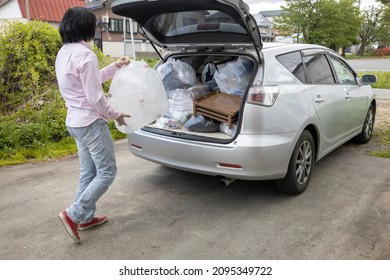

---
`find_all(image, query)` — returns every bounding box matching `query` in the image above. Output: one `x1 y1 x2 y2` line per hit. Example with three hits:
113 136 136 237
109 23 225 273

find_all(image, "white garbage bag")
214 57 253 96
108 60 169 133
157 58 197 91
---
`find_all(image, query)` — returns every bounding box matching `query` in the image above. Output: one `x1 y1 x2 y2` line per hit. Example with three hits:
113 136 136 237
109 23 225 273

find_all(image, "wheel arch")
303 124 319 162
371 99 377 115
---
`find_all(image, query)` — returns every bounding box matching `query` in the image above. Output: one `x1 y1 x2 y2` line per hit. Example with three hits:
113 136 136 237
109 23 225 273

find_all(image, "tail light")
247 85 279 107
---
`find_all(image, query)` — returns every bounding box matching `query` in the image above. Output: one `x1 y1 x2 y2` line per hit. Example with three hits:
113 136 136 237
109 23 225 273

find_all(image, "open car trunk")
143 52 256 141
111 0 262 142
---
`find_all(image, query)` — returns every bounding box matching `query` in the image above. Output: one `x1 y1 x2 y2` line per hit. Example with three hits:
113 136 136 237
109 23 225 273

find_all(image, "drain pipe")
220 177 236 187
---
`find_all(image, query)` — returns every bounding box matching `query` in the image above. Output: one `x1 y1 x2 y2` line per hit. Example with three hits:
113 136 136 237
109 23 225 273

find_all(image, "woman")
56 6 130 243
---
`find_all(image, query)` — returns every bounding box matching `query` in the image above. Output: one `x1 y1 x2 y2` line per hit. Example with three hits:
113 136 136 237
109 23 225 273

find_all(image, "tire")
354 104 375 144
275 130 315 195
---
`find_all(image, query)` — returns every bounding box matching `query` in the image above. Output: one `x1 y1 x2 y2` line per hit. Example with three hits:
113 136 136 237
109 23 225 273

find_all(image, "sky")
245 0 381 13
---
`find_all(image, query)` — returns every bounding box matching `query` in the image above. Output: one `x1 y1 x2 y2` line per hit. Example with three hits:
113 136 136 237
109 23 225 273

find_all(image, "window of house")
276 51 305 83
259 26 269 34
109 19 137 33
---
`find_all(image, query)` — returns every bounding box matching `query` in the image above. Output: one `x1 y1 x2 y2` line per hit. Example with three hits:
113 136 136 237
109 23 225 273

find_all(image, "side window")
276 51 305 83
303 54 335 84
329 56 356 85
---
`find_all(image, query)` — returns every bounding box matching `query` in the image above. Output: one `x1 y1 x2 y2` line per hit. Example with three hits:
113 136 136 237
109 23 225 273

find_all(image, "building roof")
0 0 11 7
17 0 85 22
260 10 283 17
253 13 272 27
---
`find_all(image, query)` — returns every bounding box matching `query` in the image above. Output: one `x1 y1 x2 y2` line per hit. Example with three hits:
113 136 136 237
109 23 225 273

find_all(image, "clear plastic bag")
157 58 197 91
108 60 169 133
168 89 194 121
214 57 253 96
201 63 219 92
220 122 237 136
201 63 217 83
187 84 210 100
184 114 220 132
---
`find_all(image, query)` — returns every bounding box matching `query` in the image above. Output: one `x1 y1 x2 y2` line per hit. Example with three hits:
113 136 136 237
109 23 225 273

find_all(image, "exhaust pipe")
220 177 236 187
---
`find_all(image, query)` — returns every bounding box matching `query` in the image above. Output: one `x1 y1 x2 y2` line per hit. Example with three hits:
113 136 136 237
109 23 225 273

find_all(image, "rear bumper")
128 131 296 180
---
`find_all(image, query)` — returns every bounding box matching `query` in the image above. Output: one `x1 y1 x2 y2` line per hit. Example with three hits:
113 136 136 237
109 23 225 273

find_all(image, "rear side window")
276 51 305 83
303 54 335 84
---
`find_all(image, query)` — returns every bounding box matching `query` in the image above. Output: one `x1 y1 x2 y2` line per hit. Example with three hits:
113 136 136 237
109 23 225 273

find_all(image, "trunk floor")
147 124 232 139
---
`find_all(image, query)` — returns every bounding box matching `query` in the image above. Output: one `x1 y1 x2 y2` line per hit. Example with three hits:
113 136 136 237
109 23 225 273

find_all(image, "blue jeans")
66 119 117 224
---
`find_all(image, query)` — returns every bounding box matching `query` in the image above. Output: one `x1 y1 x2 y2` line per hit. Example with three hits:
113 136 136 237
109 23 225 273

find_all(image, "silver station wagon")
112 0 377 194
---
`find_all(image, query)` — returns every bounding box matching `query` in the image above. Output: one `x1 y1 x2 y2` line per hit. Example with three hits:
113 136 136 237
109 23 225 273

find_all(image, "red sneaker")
79 216 108 231
58 210 80 243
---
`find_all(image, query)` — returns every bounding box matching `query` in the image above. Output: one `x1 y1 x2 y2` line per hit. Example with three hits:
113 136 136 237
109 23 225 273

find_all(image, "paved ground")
0 138 389 260
374 88 390 99
347 58 390 72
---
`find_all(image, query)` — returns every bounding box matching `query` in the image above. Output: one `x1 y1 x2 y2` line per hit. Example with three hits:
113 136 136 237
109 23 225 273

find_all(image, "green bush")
0 20 135 166
142 57 159 68
109 120 127 140
373 47 390 57
0 20 62 114
0 88 68 151
358 71 390 89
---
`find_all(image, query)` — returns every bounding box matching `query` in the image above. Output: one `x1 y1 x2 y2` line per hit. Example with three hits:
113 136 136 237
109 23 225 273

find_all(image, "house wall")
0 0 59 30
0 0 21 18
101 40 155 58
91 7 157 58
253 13 274 42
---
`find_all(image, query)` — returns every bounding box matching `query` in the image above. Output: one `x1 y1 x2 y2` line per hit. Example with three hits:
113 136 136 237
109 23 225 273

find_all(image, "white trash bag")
108 60 169 133
214 57 253 96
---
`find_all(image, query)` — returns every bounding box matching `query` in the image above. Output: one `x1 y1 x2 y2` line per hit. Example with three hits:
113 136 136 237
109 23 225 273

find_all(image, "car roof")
262 43 326 51
260 43 340 57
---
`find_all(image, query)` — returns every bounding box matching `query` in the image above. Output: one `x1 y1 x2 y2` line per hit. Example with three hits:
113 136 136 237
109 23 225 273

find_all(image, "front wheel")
275 130 315 195
354 104 375 144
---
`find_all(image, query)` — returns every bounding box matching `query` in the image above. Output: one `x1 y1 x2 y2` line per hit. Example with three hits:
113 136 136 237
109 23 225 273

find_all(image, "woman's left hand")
115 56 130 68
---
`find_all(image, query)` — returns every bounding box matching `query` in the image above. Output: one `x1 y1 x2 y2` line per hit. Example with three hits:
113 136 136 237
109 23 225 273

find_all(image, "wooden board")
193 92 241 128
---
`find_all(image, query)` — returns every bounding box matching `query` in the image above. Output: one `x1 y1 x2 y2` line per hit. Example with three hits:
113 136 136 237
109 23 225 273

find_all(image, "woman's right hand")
116 113 131 126
115 56 130 68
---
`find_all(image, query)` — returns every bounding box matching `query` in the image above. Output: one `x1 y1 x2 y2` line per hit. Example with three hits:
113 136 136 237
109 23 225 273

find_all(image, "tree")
274 0 312 43
377 4 390 47
312 0 361 51
275 0 361 52
357 4 388 54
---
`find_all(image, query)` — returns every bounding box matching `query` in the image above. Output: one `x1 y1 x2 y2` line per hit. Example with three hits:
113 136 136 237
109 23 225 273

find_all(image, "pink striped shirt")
55 41 120 127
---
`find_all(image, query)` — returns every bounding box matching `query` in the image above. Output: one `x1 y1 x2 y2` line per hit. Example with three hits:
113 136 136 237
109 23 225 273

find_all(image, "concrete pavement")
0 138 389 260
374 88 390 99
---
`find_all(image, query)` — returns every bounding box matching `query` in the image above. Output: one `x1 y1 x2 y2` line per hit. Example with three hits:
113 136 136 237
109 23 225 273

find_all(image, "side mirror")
361 74 377 85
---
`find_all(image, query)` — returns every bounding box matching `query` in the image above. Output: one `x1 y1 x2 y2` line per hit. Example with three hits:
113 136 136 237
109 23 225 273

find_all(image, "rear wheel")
275 130 315 194
354 104 375 144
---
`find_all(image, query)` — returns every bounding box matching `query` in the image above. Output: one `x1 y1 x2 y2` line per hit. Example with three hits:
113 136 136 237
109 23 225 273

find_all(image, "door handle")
314 95 324 103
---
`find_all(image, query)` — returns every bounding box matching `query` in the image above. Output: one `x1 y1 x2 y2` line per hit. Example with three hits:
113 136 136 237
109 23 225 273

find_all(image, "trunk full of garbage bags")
108 56 253 136
155 56 253 134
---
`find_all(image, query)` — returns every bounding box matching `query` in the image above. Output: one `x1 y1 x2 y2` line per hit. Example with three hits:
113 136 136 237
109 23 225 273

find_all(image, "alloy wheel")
295 140 313 185
364 108 374 139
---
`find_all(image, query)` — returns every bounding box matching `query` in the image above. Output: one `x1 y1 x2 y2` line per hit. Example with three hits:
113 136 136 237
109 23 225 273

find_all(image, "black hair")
59 7 96 44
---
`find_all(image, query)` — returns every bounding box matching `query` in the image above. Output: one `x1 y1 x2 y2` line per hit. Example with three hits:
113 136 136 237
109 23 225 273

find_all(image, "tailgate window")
153 10 246 37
